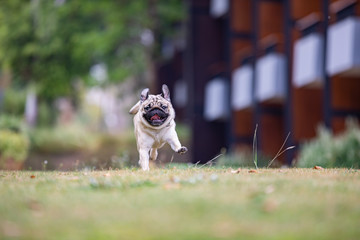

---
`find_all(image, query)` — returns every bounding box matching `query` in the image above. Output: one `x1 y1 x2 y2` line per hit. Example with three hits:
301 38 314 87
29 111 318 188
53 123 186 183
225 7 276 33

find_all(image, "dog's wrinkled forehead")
143 95 169 108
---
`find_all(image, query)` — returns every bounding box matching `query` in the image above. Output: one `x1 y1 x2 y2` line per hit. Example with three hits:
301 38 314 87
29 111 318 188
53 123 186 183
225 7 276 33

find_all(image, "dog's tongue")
150 114 161 121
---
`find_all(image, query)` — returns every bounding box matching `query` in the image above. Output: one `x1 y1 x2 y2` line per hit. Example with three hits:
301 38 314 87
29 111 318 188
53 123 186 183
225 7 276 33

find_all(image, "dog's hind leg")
150 148 158 161
139 148 150 171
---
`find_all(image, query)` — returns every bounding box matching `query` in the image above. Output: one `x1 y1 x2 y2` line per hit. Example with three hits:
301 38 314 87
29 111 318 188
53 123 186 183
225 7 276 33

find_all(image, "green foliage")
37 101 55 126
0 87 56 127
30 124 99 154
0 130 29 163
0 0 185 100
297 120 360 168
0 115 24 133
0 115 29 164
1 88 27 116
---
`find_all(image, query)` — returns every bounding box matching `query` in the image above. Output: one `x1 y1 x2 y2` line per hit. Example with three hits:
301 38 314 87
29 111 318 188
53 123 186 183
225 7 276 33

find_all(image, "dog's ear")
140 88 149 102
129 101 140 115
162 84 171 102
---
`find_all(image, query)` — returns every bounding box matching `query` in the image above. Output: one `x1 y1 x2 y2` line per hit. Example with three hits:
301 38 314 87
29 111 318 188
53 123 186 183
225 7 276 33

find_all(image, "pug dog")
129 84 187 171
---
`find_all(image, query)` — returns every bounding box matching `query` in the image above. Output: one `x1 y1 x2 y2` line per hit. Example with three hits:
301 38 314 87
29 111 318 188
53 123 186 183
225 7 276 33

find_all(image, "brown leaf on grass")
230 168 241 174
263 199 278 213
27 200 42 211
170 176 180 183
30 175 36 179
313 166 324 170
249 169 258 173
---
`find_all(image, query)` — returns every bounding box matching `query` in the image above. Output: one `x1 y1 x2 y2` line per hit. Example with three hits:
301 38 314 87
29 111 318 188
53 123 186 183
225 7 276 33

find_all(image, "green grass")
1 168 360 240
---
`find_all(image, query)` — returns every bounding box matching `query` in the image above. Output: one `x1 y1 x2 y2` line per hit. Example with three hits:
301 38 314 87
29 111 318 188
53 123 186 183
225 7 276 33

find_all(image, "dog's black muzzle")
144 108 169 126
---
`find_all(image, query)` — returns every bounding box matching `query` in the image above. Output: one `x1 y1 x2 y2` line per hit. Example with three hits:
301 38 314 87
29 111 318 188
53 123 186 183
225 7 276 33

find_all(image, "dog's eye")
161 105 167 110
144 105 151 111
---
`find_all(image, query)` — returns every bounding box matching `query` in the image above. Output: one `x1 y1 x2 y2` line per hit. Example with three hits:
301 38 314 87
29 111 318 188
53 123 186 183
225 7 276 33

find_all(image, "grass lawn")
1 167 359 240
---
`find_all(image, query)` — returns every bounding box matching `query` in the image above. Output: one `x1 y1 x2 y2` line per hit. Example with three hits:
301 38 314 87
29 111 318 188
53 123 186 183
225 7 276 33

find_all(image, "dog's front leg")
138 148 151 171
166 130 188 155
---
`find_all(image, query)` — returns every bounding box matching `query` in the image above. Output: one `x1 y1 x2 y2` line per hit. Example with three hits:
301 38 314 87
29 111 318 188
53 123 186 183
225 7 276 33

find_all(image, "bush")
37 101 55 126
0 115 30 167
1 88 27 116
30 124 99 154
27 125 137 170
297 119 360 168
0 130 30 163
0 115 24 132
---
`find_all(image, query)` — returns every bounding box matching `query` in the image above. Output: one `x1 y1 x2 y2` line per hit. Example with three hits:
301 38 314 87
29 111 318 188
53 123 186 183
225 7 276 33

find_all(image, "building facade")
156 0 360 165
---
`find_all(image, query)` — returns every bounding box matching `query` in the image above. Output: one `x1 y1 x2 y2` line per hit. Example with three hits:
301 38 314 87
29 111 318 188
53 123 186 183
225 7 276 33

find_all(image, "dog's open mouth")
144 108 168 126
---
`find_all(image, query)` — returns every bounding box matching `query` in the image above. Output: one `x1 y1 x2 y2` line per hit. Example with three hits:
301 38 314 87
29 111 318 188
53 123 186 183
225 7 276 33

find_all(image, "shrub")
297 119 360 168
0 115 24 132
30 124 99 154
37 101 55 126
0 130 30 163
1 88 27 116
0 115 30 167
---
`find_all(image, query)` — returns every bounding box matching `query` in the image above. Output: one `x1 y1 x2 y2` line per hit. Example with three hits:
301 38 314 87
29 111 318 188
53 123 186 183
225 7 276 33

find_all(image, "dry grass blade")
253 124 258 169
198 153 224 169
194 161 201 167
267 132 295 168
170 154 174 164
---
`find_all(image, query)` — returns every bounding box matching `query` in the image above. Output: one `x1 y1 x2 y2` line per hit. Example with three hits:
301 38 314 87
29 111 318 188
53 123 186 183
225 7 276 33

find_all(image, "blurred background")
0 0 359 170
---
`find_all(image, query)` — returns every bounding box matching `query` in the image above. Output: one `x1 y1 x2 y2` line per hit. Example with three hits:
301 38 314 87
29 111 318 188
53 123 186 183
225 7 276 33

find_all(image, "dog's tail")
129 101 141 114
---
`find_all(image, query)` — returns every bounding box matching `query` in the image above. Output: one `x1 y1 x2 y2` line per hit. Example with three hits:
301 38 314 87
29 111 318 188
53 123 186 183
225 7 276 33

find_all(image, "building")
156 0 360 165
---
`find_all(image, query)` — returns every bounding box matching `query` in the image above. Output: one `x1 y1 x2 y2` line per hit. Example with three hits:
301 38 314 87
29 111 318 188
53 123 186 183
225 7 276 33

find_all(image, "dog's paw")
177 146 188 154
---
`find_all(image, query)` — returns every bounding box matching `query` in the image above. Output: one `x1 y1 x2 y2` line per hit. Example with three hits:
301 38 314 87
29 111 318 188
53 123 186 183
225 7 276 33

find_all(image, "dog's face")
130 84 175 128
142 95 171 126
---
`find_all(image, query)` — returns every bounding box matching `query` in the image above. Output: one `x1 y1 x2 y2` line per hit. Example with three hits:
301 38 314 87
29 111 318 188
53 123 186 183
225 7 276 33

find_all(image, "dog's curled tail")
129 101 141 115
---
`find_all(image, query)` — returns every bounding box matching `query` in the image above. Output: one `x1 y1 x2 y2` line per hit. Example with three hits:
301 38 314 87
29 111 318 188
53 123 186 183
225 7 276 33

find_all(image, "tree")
0 0 185 102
